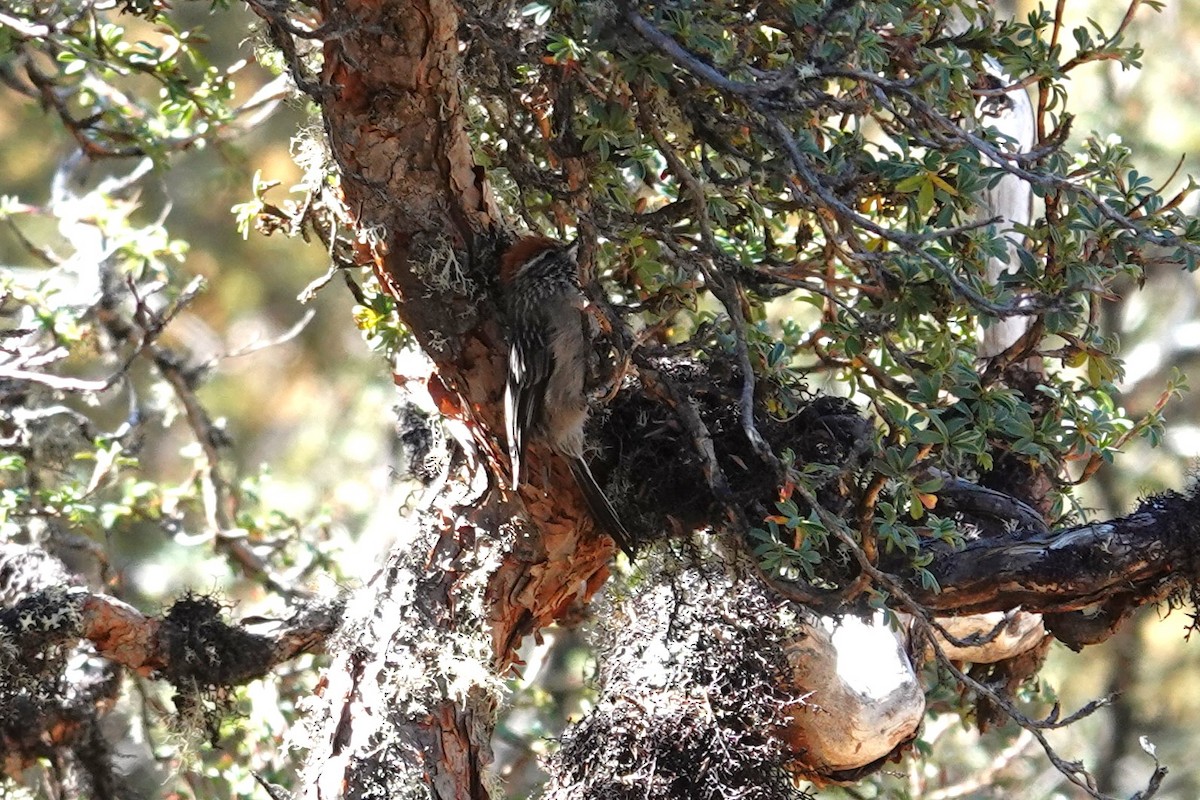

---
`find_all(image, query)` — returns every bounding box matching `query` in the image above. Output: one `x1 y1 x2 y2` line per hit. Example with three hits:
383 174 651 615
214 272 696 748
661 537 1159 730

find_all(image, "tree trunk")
293 0 620 794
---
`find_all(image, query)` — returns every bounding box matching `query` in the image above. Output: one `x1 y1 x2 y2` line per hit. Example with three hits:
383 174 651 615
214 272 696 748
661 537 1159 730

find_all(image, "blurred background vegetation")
4 0 1200 797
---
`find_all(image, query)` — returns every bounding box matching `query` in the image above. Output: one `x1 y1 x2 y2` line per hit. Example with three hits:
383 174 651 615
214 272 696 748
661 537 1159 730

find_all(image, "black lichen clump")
161 592 275 741
544 557 815 800
1137 485 1200 637
394 402 449 486
597 351 873 550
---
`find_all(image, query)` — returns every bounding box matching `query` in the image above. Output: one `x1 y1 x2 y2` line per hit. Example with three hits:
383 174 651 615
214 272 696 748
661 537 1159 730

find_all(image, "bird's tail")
568 458 637 560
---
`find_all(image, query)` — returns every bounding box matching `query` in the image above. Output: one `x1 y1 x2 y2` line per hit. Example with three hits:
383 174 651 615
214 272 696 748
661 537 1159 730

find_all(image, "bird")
499 235 637 559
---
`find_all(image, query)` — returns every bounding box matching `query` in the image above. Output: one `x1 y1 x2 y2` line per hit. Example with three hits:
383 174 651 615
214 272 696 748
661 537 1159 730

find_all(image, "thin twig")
636 100 782 476
221 309 316 360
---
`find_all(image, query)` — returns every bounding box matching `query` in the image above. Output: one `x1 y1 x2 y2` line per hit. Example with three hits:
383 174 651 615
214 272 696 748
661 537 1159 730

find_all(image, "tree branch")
907 490 1198 623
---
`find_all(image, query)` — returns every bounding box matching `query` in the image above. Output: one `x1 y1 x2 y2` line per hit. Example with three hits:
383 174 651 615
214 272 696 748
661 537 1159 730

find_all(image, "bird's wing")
505 325 553 488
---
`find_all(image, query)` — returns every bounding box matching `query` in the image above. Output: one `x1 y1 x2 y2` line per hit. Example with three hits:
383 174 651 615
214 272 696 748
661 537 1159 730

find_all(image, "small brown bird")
499 236 637 559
